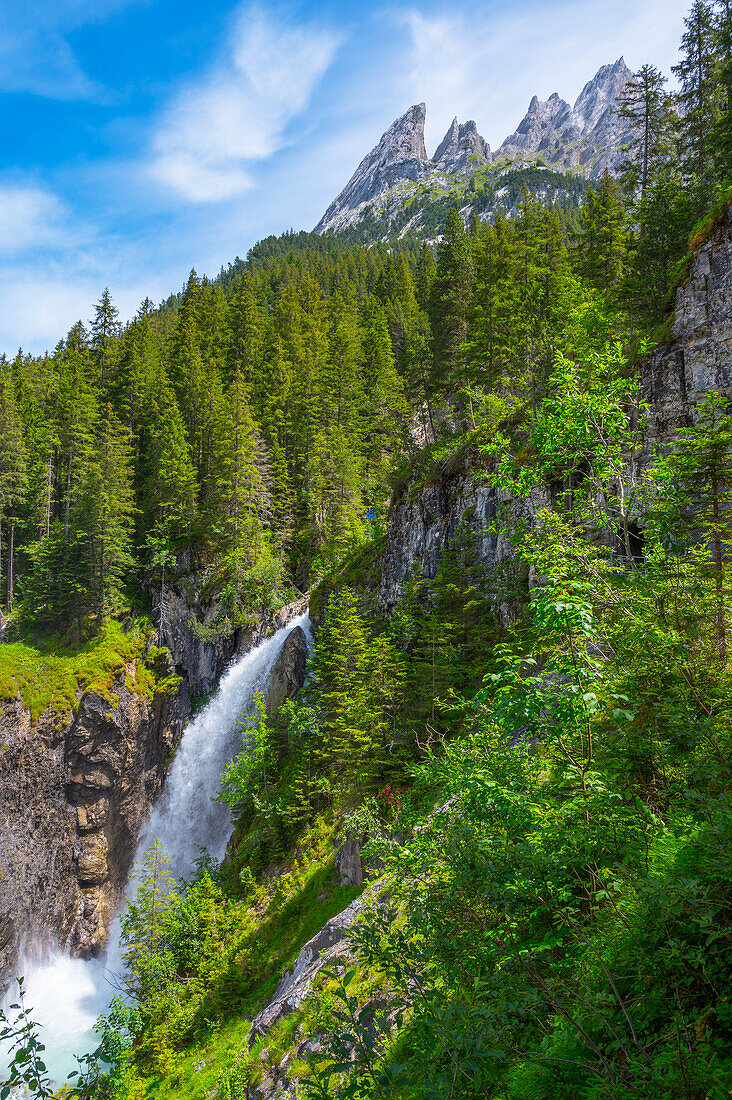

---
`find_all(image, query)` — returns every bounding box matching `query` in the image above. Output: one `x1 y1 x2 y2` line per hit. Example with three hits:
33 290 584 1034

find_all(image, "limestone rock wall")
156 557 308 697
378 449 549 612
642 210 732 442
0 653 188 985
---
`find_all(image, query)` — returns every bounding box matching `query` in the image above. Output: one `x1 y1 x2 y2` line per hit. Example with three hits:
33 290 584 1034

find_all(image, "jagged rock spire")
315 103 431 233
498 57 633 176
433 118 490 172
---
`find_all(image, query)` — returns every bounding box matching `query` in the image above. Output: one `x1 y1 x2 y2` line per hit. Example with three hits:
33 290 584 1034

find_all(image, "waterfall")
2 613 311 1086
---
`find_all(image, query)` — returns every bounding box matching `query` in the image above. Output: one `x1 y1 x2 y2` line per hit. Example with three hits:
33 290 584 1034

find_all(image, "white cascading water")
2 613 311 1086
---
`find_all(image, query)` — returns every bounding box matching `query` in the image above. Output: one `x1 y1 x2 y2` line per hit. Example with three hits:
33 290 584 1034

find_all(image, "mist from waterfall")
1 614 311 1086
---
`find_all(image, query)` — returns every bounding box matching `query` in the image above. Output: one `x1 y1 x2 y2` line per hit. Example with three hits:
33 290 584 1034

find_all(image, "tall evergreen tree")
673 0 719 186
618 64 676 211
90 288 121 391
0 360 27 610
575 173 627 291
428 209 473 404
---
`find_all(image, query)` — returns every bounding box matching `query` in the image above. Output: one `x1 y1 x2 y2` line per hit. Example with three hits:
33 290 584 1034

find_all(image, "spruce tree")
673 0 719 187
90 288 121 391
575 173 627 291
0 360 27 610
711 0 732 182
618 64 675 211
428 209 473 404
653 394 732 660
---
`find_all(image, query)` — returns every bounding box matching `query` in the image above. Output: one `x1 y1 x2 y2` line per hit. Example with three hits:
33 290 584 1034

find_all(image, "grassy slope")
0 619 169 722
138 819 363 1099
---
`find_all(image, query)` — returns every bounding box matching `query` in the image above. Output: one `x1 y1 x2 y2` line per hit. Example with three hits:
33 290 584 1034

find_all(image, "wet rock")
76 833 109 885
265 626 309 716
0 665 188 987
153 557 308 698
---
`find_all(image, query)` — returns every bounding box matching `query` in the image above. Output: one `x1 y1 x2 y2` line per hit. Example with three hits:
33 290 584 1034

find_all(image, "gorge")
2 612 311 1084
1 2 732 1095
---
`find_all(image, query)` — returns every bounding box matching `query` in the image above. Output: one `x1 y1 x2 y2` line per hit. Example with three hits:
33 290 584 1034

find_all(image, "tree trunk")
8 521 14 612
711 470 727 660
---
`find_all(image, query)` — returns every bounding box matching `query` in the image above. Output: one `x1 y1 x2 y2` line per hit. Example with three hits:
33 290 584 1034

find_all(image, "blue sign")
365 507 377 520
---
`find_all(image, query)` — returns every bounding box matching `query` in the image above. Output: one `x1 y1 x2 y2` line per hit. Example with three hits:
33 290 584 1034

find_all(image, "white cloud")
0 1 139 100
150 5 341 203
0 255 172 356
0 185 70 254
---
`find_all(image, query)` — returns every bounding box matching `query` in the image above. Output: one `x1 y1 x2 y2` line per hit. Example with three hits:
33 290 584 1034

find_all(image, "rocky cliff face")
0 651 187 985
642 210 732 442
315 59 629 239
315 104 433 234
378 450 548 614
0 595 310 989
158 555 308 697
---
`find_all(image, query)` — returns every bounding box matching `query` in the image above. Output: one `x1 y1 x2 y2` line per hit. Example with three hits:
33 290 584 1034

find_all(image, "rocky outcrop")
498 58 632 176
249 895 368 1047
335 832 365 887
0 653 188 985
158 561 308 697
378 450 548 612
642 210 732 443
264 626 309 717
433 118 490 173
315 104 433 234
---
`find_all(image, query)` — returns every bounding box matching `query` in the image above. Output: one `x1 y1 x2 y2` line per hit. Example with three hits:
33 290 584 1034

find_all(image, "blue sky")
0 0 689 354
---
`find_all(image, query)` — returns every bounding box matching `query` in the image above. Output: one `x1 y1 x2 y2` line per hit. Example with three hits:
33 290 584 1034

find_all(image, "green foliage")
0 979 103 1099
121 839 180 1010
0 618 162 720
217 694 275 820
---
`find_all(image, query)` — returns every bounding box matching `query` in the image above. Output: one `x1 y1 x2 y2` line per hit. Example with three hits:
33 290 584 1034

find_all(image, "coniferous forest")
2 2 732 1098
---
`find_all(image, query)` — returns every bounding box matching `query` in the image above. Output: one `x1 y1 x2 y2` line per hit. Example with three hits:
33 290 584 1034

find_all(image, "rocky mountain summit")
498 57 632 175
315 59 631 239
432 117 490 173
315 104 434 235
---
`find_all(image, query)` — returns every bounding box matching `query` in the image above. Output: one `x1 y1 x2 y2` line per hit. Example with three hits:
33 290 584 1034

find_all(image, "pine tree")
575 173 627 291
673 0 719 186
618 64 676 211
416 243 437 309
711 0 732 182
314 588 403 793
120 839 178 998
143 364 198 545
221 368 269 553
81 405 137 622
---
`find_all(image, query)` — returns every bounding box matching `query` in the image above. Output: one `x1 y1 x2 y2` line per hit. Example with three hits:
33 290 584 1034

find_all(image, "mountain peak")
433 117 490 172
572 57 632 132
315 103 431 233
498 58 632 176
315 58 634 236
